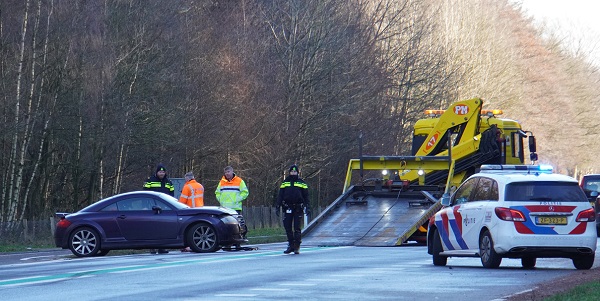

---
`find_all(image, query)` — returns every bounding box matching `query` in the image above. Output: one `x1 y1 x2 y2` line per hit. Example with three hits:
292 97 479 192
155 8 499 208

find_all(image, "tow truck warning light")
424 109 503 117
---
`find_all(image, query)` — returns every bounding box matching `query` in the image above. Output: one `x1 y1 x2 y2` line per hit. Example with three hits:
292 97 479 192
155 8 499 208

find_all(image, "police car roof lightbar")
480 164 553 173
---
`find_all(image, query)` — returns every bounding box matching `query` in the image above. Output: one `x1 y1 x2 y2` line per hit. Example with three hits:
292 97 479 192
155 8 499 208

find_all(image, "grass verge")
544 282 600 301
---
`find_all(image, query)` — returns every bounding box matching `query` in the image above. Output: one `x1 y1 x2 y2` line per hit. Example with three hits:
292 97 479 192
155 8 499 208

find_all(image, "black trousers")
282 205 303 244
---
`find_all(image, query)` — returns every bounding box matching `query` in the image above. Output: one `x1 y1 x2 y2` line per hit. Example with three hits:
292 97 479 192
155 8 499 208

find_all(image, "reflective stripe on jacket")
179 179 204 207
215 175 248 210
143 175 175 196
276 176 309 207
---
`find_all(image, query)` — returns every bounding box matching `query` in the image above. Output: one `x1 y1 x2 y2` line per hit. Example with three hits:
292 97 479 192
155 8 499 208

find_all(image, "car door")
116 196 179 240
458 177 498 250
437 177 479 250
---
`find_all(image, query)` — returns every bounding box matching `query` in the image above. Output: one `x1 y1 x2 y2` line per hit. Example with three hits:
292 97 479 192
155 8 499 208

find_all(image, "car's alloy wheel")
188 223 219 253
479 230 502 268
69 227 101 257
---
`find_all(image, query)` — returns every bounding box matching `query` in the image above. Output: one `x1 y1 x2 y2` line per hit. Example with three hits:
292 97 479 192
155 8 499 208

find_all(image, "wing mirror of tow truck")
152 206 162 214
440 193 452 206
591 191 599 197
528 136 538 162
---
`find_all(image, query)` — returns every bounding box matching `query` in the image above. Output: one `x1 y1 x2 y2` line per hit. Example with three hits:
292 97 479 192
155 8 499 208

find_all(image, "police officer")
276 164 310 254
143 163 174 254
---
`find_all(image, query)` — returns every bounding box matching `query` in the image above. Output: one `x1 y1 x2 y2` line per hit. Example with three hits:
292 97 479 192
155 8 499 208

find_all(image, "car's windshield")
161 195 189 209
505 181 587 202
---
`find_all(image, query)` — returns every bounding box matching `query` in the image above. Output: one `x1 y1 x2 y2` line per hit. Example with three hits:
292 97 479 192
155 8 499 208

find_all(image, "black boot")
283 244 294 254
293 242 301 254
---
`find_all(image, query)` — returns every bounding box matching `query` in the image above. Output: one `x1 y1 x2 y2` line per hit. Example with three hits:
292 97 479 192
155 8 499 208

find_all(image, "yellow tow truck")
302 98 538 246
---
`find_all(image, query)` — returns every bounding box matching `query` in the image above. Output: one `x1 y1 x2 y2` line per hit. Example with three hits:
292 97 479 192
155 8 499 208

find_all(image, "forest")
1 0 599 234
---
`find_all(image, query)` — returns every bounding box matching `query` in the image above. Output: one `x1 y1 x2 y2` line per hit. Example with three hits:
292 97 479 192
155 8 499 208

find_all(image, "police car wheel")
479 230 502 268
572 254 594 270
521 257 536 269
432 229 447 266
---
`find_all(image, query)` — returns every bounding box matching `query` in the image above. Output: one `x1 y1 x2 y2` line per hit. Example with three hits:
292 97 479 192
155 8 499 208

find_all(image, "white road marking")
214 294 257 297
278 283 317 286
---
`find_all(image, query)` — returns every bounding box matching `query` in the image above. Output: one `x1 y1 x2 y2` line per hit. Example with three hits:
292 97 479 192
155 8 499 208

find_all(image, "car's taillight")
495 207 526 222
576 208 596 222
56 218 72 228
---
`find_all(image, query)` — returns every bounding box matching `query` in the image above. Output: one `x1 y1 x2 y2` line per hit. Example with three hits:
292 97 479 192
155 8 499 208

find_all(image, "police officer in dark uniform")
143 164 175 197
276 164 310 254
143 163 174 254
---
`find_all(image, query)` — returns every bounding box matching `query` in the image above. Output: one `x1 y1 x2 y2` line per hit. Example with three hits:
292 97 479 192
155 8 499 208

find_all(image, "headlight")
220 215 239 225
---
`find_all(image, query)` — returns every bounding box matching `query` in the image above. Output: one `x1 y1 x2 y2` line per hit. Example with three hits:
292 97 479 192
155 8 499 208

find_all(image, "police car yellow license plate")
536 216 567 225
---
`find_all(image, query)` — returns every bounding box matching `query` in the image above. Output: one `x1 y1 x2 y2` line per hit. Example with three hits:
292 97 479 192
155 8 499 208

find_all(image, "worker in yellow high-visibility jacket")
215 166 249 214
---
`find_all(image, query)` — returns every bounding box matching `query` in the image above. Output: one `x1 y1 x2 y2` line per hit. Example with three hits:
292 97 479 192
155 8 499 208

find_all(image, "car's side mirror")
152 206 162 214
440 193 451 206
591 191 598 197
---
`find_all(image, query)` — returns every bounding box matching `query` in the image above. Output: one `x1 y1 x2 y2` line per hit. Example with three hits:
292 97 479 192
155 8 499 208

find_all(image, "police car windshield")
505 181 587 202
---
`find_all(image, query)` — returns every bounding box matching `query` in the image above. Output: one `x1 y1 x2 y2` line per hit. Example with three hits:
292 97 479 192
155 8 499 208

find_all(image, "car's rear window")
505 181 587 202
582 175 600 191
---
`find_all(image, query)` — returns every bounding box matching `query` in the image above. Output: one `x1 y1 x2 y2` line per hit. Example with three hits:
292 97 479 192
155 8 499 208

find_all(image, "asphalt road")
0 242 598 301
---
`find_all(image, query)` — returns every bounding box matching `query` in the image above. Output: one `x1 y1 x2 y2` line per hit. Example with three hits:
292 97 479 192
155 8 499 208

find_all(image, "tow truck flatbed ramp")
302 186 440 247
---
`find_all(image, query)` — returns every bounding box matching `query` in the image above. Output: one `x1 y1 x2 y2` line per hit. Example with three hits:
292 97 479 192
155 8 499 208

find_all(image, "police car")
427 165 597 269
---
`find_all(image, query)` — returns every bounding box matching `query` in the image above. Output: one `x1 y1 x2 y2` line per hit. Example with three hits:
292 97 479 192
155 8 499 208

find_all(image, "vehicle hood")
178 206 237 216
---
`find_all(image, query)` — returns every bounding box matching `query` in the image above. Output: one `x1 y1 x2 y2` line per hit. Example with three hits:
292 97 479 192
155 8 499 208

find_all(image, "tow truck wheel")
480 230 502 268
521 257 536 269
432 229 447 266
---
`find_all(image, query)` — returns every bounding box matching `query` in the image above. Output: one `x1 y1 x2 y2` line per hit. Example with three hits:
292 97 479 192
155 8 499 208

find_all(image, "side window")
471 177 498 202
117 198 154 211
101 203 118 211
153 199 172 211
490 181 499 201
452 178 480 205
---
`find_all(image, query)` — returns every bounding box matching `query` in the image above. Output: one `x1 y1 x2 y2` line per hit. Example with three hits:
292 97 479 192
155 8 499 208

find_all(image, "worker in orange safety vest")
179 171 205 207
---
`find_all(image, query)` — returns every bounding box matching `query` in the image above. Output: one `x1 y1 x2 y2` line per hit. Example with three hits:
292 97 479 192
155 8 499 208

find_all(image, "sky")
511 0 600 65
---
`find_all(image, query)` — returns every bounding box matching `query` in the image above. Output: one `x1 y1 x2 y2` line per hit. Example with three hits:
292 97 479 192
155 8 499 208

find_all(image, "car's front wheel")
69 227 101 257
187 223 220 253
479 230 502 268
432 229 447 266
573 254 595 270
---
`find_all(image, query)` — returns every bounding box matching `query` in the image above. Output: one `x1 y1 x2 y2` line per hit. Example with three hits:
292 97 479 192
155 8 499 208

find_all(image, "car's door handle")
118 215 127 219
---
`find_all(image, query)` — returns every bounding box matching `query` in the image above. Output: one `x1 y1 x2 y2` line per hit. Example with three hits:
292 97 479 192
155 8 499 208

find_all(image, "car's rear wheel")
432 229 447 266
521 257 536 269
69 227 101 257
187 223 220 253
573 254 595 270
479 230 502 268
